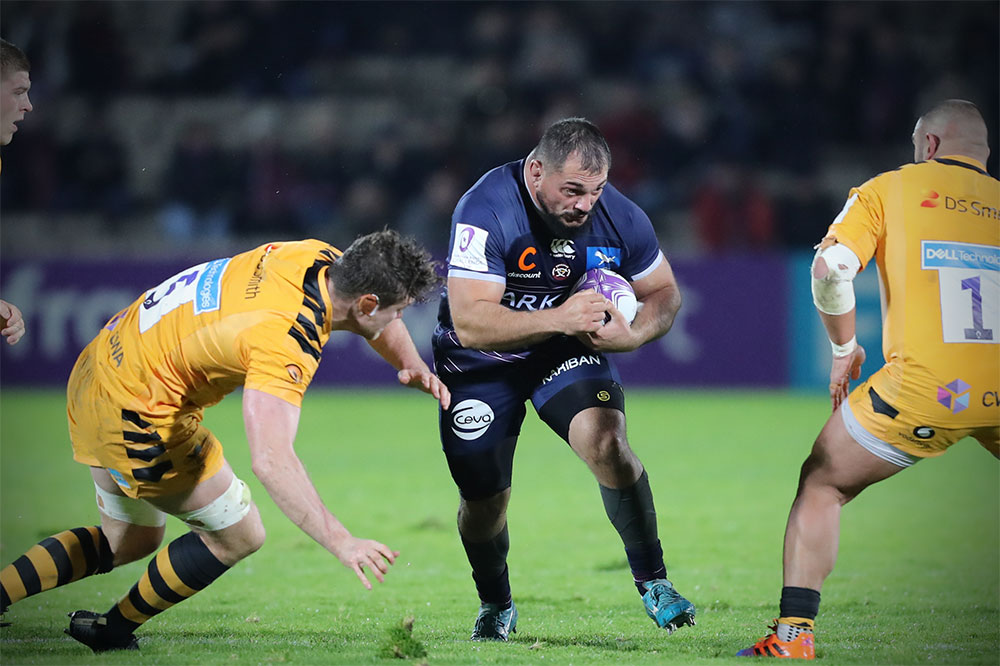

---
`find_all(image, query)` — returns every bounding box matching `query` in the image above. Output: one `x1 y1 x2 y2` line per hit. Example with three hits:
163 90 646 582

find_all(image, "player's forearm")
452 300 561 350
630 284 681 346
368 318 428 372
243 389 353 554
251 453 353 552
818 310 856 347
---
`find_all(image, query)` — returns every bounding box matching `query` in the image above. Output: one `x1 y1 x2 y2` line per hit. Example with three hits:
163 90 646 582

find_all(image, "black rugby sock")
104 531 229 636
461 524 511 608
1 526 114 610
600 470 667 594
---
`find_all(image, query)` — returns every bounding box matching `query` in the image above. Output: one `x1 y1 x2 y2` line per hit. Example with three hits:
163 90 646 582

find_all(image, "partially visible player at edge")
0 37 33 345
434 117 694 640
0 231 451 651
738 100 999 659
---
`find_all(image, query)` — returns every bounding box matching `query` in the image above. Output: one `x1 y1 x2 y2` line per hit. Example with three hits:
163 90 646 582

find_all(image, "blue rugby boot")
641 579 696 634
470 601 518 641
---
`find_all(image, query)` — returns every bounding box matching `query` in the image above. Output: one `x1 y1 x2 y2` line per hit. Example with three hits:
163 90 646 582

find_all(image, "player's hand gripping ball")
572 268 638 324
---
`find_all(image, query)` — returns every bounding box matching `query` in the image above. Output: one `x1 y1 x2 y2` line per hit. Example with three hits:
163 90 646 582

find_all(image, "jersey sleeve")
619 205 664 281
446 191 508 285
241 318 321 407
824 176 886 270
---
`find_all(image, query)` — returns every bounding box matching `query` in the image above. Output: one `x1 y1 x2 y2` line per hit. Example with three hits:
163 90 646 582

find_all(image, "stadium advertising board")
1 256 789 387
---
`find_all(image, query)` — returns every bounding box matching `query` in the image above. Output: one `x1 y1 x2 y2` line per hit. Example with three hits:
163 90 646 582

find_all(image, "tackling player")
0 37 33 345
434 118 694 640
0 230 450 651
739 100 999 659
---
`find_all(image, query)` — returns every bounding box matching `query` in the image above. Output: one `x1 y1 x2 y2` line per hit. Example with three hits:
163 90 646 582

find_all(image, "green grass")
1 389 997 664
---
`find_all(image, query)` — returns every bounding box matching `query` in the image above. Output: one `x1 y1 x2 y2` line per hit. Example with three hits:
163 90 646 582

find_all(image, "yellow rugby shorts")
847 366 999 459
67 341 225 499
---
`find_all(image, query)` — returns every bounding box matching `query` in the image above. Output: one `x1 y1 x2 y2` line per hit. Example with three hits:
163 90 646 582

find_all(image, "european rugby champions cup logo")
937 378 970 413
459 226 475 253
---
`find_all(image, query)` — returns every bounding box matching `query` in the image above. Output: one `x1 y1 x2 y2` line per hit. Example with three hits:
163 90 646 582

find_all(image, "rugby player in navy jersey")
433 118 694 641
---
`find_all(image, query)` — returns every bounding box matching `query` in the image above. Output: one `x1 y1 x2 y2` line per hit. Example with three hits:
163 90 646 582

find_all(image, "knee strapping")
174 476 252 532
95 484 167 528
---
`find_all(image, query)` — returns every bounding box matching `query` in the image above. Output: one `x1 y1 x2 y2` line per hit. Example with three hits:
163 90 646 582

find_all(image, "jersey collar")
932 154 989 176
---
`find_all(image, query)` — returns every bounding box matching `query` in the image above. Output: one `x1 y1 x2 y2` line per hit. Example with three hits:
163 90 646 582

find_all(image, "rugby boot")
470 601 518 641
65 610 139 652
641 579 696 634
737 621 815 659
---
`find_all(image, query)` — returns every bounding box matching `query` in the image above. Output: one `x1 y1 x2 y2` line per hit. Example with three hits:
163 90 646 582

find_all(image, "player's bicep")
824 184 883 269
243 388 301 461
447 276 506 315
630 257 677 302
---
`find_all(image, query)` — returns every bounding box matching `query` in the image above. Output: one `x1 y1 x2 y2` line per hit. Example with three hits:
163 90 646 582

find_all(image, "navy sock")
779 586 821 621
460 524 511 608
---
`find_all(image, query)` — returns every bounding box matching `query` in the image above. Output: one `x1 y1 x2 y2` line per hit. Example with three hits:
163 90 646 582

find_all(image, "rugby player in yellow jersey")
0 38 33 345
0 230 451 651
739 100 999 659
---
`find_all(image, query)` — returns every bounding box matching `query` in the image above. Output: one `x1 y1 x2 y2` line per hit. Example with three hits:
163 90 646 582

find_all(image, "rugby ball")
572 268 638 324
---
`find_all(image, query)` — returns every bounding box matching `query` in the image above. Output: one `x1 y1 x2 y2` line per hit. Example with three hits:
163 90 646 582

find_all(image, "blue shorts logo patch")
108 468 131 489
586 246 621 270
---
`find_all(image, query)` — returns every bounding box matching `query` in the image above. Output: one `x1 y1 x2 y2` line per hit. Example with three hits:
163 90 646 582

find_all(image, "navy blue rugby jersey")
433 159 664 374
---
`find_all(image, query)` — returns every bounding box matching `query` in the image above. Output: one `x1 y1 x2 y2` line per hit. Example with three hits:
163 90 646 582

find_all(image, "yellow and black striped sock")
104 531 229 635
1 526 114 611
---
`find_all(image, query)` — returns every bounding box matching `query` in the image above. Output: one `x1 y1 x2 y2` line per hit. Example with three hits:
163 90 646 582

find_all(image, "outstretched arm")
0 300 25 345
243 388 399 589
367 317 451 410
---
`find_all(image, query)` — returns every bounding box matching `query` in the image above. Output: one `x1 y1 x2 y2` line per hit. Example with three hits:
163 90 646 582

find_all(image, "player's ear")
358 294 380 317
924 133 940 160
528 158 543 184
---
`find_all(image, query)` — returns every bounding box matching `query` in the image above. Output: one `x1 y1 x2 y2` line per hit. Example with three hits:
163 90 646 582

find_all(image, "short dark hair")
1 39 30 79
534 117 612 174
329 229 441 305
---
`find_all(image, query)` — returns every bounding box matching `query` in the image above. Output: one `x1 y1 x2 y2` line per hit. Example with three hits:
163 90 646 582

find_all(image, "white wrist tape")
811 242 861 315
830 335 858 357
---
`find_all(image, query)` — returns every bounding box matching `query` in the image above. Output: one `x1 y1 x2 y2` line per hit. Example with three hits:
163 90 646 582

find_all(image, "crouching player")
0 231 450 651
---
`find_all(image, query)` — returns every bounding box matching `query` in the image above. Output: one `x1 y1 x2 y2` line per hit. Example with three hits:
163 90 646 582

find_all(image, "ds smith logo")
937 378 970 414
921 190 1000 219
920 190 940 207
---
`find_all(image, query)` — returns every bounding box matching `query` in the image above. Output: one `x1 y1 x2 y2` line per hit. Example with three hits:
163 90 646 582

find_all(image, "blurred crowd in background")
1 0 997 258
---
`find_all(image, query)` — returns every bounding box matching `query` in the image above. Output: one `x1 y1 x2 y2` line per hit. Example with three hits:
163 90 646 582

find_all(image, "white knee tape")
95 484 167 527
175 476 252 532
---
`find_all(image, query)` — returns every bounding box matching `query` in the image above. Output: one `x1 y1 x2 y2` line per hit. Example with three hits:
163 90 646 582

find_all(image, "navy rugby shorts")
436 336 624 499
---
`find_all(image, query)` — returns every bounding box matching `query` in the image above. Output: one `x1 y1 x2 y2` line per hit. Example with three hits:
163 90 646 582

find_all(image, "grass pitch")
1 389 997 664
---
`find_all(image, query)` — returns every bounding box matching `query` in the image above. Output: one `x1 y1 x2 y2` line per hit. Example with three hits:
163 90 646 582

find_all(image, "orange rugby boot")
737 621 815 659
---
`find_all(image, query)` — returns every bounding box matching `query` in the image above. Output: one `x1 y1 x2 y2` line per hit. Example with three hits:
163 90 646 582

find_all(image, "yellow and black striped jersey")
90 240 342 418
826 154 999 425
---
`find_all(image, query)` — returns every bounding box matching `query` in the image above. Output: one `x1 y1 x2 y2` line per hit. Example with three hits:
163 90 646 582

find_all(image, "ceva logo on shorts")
451 399 495 440
937 378 970 413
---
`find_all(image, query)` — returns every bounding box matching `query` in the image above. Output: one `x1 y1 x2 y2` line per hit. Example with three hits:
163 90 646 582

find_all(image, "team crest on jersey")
286 364 303 384
586 246 620 269
550 239 576 258
552 263 571 280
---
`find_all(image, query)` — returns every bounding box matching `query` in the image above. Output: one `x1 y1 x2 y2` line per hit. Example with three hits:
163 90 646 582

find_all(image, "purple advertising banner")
0 255 787 387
